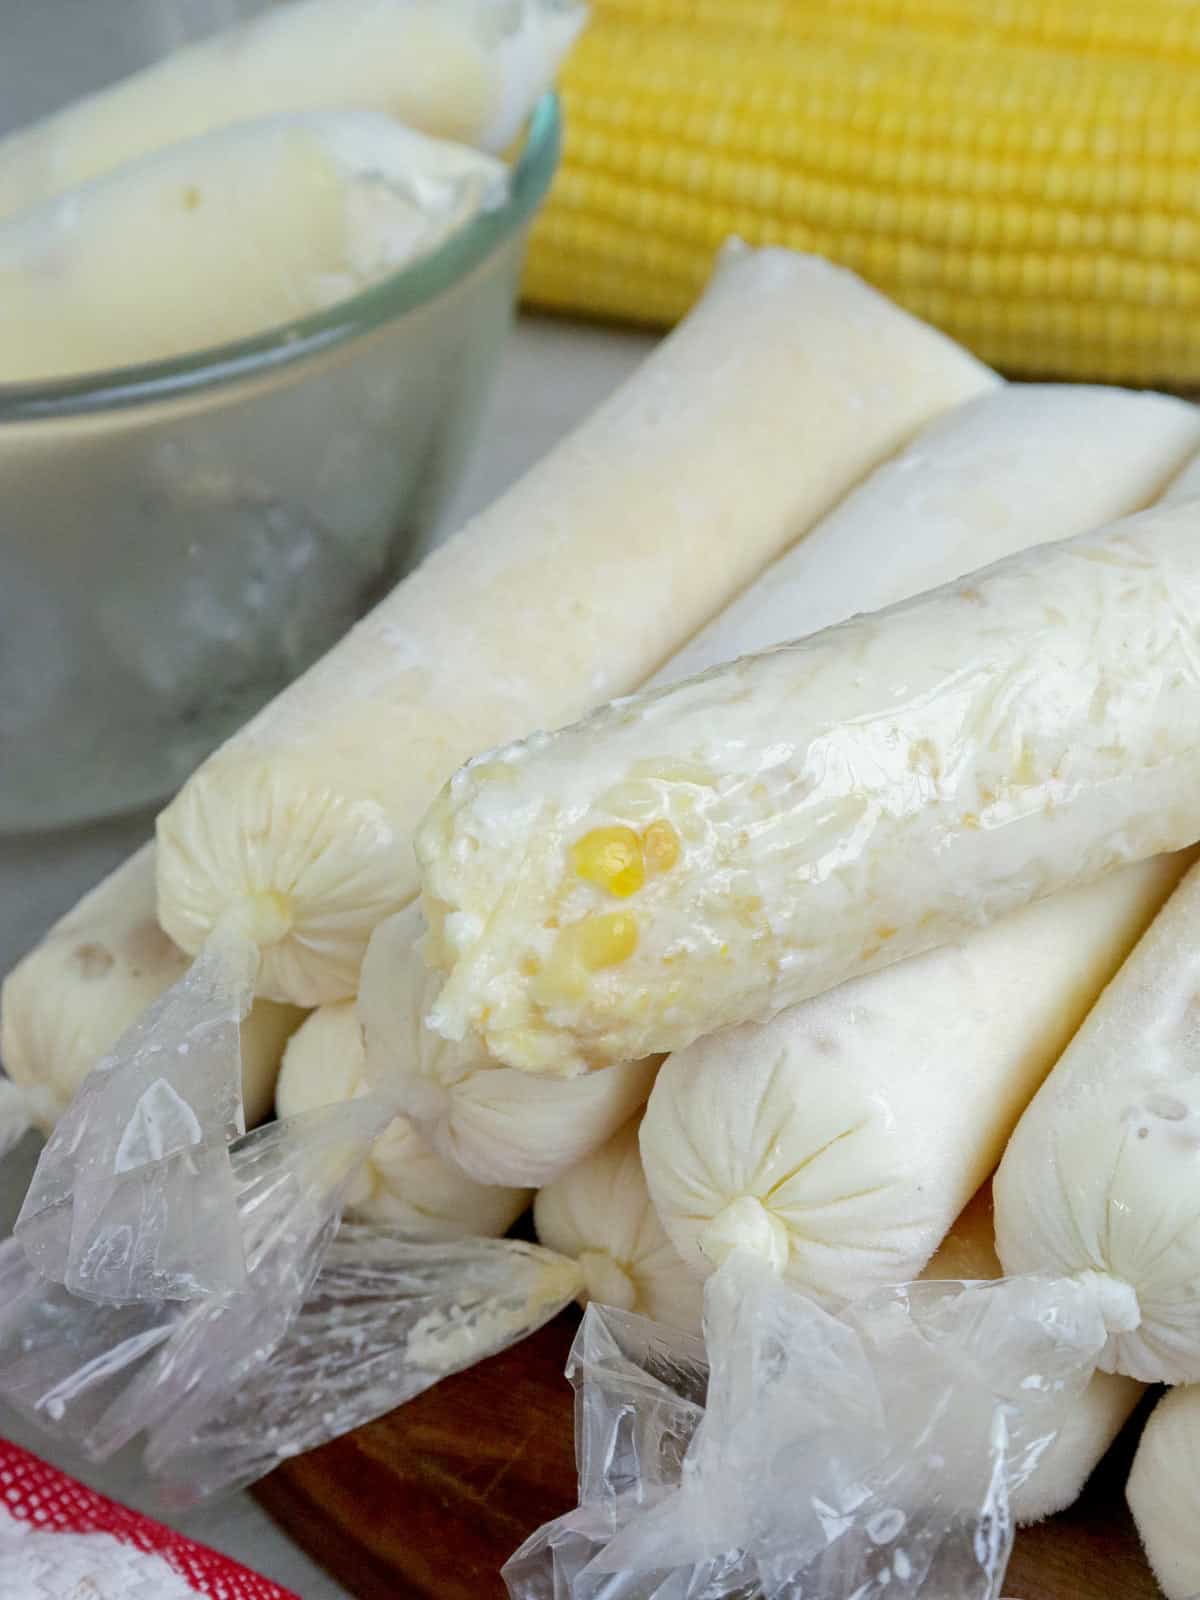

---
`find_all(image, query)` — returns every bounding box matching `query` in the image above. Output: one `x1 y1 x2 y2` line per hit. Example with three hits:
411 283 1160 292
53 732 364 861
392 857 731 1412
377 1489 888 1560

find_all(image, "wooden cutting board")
253 1308 1164 1599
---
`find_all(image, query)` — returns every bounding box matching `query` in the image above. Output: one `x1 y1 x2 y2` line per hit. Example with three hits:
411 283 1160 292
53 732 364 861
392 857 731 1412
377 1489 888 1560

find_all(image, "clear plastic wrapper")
0 1098 389 1456
14 926 258 1304
146 1226 582 1501
505 1254 1110 1600
0 1236 173 1443
85 1098 397 1464
0 1093 581 1507
918 1186 1144 1525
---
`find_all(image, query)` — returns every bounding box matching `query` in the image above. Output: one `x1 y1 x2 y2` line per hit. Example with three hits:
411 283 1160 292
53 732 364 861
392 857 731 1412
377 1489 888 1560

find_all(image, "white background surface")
0 313 656 1597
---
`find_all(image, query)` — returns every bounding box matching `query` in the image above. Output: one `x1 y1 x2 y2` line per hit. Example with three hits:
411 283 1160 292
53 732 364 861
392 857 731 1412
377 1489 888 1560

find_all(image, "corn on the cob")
526 0 1200 384
533 1118 702 1334
154 246 990 1008
920 1185 1144 1526
0 113 506 385
275 1001 530 1237
0 847 299 1132
359 905 658 1186
996 859 1200 1384
419 498 1200 1077
0 0 582 219
1127 1386 1200 1600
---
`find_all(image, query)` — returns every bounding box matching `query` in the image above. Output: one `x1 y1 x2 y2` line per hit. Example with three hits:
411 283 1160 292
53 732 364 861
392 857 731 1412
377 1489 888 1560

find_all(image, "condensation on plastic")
503 1253 1110 1600
0 1094 581 1507
13 925 258 1304
420 501 1200 1077
0 1098 389 1455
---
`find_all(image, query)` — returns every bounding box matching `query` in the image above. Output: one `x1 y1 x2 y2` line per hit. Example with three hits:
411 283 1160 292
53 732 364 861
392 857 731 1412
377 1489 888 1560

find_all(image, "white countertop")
0 313 657 1598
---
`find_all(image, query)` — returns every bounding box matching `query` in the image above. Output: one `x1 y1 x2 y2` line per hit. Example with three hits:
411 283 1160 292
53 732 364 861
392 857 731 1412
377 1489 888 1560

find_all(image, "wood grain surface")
254 1311 1162 1600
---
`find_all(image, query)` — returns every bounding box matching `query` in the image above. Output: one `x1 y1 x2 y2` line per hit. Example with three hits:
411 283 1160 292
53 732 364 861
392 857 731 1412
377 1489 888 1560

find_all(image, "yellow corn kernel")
524 0 1200 385
533 911 640 1005
576 911 640 970
642 819 681 874
572 826 645 898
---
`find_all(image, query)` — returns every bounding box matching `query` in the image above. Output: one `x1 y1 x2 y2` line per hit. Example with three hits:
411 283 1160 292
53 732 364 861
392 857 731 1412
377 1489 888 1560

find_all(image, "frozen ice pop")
1127 1385 1200 1600
155 247 992 1008
0 0 583 218
0 111 507 383
996 858 1200 1384
363 384 1200 1189
419 413 1200 1075
12 247 990 1306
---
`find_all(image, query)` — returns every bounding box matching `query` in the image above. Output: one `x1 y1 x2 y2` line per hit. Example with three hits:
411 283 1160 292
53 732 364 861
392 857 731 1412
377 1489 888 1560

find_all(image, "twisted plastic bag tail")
505 1252 1110 1600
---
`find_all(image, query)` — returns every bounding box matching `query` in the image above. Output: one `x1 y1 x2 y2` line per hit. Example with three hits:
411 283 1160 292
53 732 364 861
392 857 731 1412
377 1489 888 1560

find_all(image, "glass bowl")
0 82 560 833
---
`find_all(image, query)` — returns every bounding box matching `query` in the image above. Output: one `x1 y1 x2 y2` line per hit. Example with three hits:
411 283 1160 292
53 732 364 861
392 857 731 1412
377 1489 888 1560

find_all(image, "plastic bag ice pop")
0 848 300 1143
419 414 1200 1076
1127 1385 1200 1600
0 0 584 218
363 385 1200 1187
0 111 507 384
995 858 1200 1384
275 999 530 1236
156 246 993 1009
920 1186 1144 1525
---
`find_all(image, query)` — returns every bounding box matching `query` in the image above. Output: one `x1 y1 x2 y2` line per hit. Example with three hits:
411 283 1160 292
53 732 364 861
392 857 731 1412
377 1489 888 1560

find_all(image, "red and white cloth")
0 1438 298 1599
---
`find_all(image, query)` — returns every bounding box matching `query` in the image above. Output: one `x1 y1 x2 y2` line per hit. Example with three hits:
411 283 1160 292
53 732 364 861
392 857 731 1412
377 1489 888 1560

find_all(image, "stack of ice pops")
0 0 585 382
8 243 1200 1598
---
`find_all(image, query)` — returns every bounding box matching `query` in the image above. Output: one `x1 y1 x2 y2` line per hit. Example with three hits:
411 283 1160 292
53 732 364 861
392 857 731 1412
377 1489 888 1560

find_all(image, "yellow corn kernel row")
525 3 1200 383
584 0 1200 61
